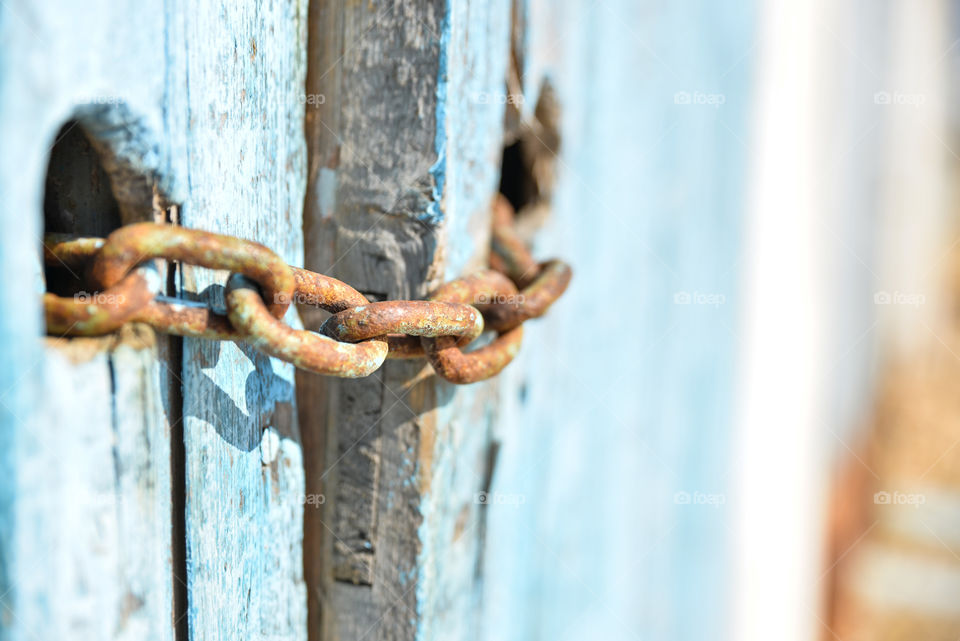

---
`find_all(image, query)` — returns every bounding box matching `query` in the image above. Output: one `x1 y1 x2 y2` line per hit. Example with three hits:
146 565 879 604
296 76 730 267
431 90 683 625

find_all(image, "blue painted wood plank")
483 1 755 640
169 1 310 639
0 1 178 639
0 1 311 638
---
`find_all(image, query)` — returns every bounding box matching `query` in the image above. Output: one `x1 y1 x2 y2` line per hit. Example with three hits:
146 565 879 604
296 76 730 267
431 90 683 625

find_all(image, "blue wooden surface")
415 2 512 640
0 1 309 638
483 1 755 639
174 1 309 638
0 2 176 639
0 0 759 639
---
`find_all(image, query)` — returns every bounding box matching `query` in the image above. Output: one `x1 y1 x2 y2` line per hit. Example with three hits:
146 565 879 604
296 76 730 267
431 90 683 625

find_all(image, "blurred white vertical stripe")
734 0 834 639
877 0 953 355
735 0 955 639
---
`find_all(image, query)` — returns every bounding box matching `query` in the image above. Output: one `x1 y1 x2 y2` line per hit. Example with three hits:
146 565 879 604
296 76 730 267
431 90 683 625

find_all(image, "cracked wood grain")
301 2 512 640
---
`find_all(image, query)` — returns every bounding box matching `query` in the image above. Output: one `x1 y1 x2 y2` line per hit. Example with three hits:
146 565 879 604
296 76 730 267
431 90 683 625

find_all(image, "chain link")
42 196 571 384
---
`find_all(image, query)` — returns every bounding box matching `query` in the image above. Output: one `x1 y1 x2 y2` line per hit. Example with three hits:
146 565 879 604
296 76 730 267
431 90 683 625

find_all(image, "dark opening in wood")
42 121 123 296
43 121 122 237
498 139 533 212
497 79 561 220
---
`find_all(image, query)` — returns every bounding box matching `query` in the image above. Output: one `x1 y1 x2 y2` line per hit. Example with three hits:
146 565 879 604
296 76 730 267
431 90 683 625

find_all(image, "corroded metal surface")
420 270 526 384
89 222 296 319
479 259 572 332
43 235 105 272
491 194 540 287
226 274 388 377
290 267 369 312
422 326 525 385
132 298 238 340
321 301 483 343
43 270 155 336
40 202 571 383
42 235 156 335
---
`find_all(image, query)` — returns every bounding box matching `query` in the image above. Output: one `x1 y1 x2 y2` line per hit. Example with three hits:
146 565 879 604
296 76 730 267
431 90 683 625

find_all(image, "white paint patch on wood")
734 1 831 639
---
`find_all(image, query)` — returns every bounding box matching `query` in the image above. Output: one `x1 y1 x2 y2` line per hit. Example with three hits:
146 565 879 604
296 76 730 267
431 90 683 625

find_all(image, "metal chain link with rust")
42 195 571 384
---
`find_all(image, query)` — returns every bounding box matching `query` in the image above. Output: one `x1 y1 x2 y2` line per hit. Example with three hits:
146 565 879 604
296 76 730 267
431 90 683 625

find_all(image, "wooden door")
0 1 753 640
0 1 519 640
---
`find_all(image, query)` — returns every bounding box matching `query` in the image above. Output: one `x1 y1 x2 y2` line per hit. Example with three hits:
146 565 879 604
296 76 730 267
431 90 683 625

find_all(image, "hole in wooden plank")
41 108 176 294
41 106 178 302
42 121 123 296
44 121 123 236
498 79 561 230
40 111 187 641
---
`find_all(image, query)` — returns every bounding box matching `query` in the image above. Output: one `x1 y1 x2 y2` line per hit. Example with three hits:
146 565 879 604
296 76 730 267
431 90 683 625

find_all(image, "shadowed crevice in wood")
167 332 189 641
42 121 124 297
73 102 176 224
41 110 176 294
161 205 188 641
45 103 177 230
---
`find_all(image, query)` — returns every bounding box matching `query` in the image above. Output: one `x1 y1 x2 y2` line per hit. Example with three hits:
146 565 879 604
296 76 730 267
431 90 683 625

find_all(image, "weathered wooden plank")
9 333 172 641
2 0 312 638
734 0 856 638
416 4 514 639
0 1 178 639
168 0 310 639
110 330 177 641
483 1 754 640
301 1 511 639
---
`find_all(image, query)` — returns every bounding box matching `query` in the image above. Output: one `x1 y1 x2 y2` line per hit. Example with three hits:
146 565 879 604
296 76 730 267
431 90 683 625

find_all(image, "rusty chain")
41 195 571 384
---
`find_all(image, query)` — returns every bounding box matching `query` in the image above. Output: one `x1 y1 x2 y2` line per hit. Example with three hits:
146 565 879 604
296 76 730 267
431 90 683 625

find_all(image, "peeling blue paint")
416 2 513 639
425 0 453 227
